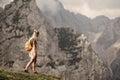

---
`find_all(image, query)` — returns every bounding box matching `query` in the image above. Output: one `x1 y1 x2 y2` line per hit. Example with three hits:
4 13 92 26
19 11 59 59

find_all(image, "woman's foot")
33 71 38 74
24 69 29 73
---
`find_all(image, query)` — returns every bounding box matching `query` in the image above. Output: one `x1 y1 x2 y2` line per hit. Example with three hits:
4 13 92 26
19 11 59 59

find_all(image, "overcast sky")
60 0 120 19
0 0 120 19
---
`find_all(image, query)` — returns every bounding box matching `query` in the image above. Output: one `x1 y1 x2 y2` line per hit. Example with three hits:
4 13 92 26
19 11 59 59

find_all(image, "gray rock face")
38 2 120 79
37 0 91 33
36 0 109 62
0 0 111 80
38 0 120 64
0 0 58 71
54 28 111 80
111 50 120 80
0 7 3 19
110 18 120 79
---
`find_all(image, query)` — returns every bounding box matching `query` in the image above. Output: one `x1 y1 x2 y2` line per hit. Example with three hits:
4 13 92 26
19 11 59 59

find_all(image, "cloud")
36 0 61 15
86 0 120 10
60 0 120 18
60 0 120 10
0 0 120 18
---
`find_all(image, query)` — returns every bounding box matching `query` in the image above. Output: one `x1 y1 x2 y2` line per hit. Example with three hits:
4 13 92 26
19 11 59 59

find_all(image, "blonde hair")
33 30 39 37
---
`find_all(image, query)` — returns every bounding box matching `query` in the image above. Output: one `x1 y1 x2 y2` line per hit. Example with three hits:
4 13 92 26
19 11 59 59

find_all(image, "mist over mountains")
0 0 120 80
36 0 120 79
36 0 120 63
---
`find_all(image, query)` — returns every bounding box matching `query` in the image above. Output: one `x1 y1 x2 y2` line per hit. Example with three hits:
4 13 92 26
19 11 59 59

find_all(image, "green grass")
0 70 61 80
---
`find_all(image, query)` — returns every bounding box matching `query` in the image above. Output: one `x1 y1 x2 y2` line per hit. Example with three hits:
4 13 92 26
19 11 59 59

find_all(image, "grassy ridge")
0 70 61 80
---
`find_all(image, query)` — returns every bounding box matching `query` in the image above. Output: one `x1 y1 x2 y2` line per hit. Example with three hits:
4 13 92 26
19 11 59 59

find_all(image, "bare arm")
32 40 37 55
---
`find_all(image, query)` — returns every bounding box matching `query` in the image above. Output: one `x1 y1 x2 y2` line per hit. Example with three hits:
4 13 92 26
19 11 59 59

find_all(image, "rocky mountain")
0 7 3 19
0 0 112 80
37 0 120 66
110 18 120 80
37 0 91 33
0 0 58 71
54 28 111 80
111 49 120 80
36 1 120 79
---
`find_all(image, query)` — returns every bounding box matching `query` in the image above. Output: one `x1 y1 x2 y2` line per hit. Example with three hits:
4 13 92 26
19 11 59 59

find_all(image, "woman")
24 30 39 73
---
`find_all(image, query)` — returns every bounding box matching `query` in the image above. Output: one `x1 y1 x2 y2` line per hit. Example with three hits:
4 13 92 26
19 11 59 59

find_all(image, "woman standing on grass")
24 30 39 73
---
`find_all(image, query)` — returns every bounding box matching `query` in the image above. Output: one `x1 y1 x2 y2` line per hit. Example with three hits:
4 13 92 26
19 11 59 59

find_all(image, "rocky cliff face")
0 7 3 19
37 0 120 66
38 1 120 79
110 19 120 78
0 0 58 71
111 50 120 80
37 0 91 33
0 0 112 80
54 28 111 80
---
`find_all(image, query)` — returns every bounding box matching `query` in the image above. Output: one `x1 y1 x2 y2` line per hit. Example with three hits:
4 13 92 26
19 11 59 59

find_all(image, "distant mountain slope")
38 0 91 33
54 28 111 80
36 1 120 79
111 50 120 80
37 0 120 65
0 0 112 80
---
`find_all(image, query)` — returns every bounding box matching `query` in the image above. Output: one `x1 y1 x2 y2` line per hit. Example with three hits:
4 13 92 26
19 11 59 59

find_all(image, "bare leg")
32 57 37 73
32 61 35 72
25 58 34 72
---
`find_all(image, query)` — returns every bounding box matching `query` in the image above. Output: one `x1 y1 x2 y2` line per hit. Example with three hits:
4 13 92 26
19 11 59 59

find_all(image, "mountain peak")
2 0 44 29
0 0 112 80
93 15 110 21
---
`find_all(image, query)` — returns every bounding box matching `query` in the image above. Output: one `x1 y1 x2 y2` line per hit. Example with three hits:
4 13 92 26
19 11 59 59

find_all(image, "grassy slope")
0 70 61 80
